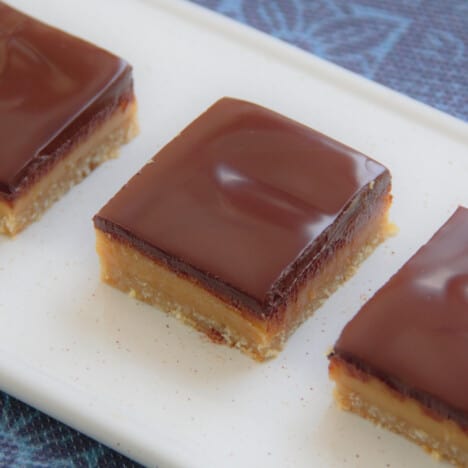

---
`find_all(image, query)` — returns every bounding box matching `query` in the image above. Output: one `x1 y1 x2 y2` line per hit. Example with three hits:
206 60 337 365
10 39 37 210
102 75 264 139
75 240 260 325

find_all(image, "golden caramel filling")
95 193 392 361
329 356 468 467
0 100 138 236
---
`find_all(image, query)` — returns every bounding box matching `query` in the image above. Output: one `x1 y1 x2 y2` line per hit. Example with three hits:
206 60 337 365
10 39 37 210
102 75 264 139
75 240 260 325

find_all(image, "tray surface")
1 0 468 466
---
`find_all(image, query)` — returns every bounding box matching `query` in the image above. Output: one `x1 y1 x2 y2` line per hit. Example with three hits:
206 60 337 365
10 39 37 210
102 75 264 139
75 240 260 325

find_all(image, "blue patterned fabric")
0 394 138 467
191 0 468 121
1 1 467 466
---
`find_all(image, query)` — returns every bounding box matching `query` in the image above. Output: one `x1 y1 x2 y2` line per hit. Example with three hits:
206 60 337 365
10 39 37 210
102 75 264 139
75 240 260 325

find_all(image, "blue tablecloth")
192 0 468 121
1 1 467 466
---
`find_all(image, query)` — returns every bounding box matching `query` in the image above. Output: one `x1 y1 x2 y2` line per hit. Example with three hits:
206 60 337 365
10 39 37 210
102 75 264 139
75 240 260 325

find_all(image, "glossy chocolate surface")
0 2 132 197
95 98 389 315
334 206 468 426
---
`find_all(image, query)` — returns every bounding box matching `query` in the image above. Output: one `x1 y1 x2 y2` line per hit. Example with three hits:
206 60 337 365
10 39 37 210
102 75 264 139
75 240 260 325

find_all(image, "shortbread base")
329 356 468 467
95 189 392 361
0 99 138 236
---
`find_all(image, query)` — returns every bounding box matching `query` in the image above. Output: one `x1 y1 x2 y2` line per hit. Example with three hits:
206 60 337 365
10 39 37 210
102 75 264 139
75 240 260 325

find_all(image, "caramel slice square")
94 97 392 360
0 3 138 235
329 206 468 466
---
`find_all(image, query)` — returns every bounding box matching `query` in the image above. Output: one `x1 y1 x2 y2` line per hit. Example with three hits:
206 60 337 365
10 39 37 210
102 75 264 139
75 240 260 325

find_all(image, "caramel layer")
94 97 391 319
329 356 468 467
0 3 134 199
334 207 468 429
0 98 138 235
95 183 392 360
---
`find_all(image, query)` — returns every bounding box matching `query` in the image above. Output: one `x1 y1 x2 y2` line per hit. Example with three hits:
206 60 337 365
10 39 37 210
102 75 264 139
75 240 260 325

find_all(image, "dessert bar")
0 2 138 235
94 97 392 360
329 206 468 466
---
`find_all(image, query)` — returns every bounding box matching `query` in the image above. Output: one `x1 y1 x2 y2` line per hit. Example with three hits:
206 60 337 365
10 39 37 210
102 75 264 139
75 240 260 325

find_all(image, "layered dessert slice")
0 3 138 235
94 97 392 360
329 206 468 465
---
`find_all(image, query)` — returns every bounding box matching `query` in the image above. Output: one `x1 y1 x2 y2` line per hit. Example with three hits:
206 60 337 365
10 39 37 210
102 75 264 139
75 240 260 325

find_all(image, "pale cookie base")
95 191 392 361
329 357 468 467
0 99 138 236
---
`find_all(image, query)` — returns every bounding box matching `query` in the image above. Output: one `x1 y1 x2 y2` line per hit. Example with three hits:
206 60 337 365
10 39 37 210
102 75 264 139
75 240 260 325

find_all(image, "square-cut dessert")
329 206 468 466
94 97 392 360
0 3 138 235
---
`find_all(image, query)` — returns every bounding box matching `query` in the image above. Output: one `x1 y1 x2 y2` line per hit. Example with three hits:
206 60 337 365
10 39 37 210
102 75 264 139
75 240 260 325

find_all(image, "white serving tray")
2 1 467 467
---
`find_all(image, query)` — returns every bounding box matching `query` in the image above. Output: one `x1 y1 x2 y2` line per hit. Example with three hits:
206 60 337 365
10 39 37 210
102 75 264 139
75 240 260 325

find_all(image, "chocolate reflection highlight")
95 97 390 316
0 3 133 198
333 206 468 428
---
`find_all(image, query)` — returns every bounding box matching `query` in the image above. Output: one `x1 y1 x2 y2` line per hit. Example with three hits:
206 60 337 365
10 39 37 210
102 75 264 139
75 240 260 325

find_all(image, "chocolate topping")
94 98 389 315
0 2 133 198
334 206 468 428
